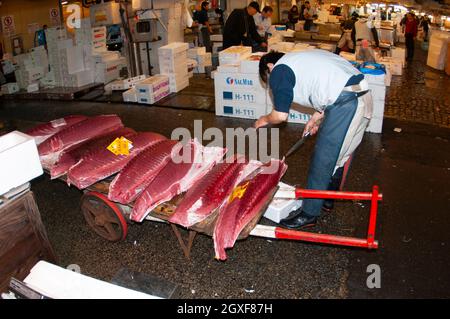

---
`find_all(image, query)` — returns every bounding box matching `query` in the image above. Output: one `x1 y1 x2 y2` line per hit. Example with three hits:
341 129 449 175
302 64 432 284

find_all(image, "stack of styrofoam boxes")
13 46 48 90
365 73 386 133
427 32 450 70
93 51 127 84
379 57 403 76
187 59 198 78
158 42 190 93
45 27 67 87
111 75 147 91
45 25 96 88
188 47 212 74
91 26 108 53
210 34 223 56
215 46 268 120
1 83 19 95
59 44 93 87
133 75 170 105
390 47 406 67
268 41 295 53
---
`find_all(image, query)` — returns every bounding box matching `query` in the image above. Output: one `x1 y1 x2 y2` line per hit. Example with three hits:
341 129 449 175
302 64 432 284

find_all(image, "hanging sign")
1 15 16 37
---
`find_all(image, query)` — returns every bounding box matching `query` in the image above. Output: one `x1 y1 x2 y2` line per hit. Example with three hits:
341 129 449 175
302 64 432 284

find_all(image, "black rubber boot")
280 209 318 229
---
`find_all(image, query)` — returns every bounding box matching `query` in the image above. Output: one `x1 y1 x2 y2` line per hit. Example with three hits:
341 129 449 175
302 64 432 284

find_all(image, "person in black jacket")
222 1 267 51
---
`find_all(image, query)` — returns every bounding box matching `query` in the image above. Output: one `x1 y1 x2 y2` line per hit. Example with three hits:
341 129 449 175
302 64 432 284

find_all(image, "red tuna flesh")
49 127 137 179
108 139 179 204
67 132 166 189
213 159 287 261
26 115 88 145
131 140 226 222
38 114 124 157
169 155 259 228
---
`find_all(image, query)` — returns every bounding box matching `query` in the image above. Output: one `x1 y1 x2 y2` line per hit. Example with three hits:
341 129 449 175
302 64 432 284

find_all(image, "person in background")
299 2 306 21
287 5 300 30
335 13 358 54
352 14 379 61
196 1 213 52
420 15 430 42
222 1 267 51
254 6 273 39
215 7 225 27
255 50 373 229
400 14 407 33
303 1 317 31
405 12 418 62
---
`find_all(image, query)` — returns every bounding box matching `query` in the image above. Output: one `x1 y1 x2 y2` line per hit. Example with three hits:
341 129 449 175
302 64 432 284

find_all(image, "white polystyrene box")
0 131 43 195
264 182 302 223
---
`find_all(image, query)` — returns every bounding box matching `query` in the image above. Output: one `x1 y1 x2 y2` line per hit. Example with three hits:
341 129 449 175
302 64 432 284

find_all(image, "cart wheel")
81 191 128 242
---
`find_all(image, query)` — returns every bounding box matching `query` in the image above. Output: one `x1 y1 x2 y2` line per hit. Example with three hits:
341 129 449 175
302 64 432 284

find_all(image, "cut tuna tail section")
38 114 124 157
130 139 226 223
67 132 166 189
169 154 261 228
49 127 137 179
108 139 179 204
26 115 89 145
213 159 287 261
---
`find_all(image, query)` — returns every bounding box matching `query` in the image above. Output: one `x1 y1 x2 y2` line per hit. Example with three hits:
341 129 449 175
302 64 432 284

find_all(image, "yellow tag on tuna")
228 181 250 203
107 137 133 156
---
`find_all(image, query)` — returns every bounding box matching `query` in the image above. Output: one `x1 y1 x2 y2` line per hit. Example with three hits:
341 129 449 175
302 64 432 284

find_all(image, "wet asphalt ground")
0 44 449 299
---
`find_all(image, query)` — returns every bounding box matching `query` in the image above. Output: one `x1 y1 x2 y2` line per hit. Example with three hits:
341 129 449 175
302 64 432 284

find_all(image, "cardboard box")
217 64 240 73
219 46 252 65
197 52 212 65
123 88 138 103
216 88 267 105
169 79 189 93
215 102 267 120
138 86 170 104
379 58 403 76
214 72 265 91
263 182 303 223
1 83 19 94
210 34 223 42
240 53 265 74
26 83 39 93
0 131 43 195
158 42 189 56
111 75 147 90
95 57 125 83
188 47 206 58
135 75 170 95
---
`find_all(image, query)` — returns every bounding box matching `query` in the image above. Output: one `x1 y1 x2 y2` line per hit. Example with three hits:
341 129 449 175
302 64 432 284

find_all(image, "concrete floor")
0 44 449 298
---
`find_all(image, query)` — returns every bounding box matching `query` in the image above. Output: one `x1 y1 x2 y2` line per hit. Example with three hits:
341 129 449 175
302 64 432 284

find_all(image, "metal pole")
59 0 64 26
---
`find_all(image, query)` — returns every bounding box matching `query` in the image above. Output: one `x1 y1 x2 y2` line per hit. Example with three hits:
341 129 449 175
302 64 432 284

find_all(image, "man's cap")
248 1 260 13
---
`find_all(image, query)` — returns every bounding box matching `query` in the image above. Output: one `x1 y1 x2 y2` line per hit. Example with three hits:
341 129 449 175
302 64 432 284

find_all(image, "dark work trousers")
200 27 212 53
304 19 313 31
302 91 359 217
405 33 415 61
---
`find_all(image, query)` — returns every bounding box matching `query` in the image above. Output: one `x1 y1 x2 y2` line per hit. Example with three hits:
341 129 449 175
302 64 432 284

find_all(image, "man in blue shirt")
255 50 373 229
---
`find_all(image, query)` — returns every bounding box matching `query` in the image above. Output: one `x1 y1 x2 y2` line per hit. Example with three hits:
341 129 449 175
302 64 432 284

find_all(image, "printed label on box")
223 105 257 119
222 91 259 103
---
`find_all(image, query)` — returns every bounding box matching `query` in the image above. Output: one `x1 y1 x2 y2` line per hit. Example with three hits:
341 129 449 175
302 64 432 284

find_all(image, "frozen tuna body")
26 115 88 145
67 132 166 189
49 127 137 179
38 114 124 165
131 139 226 222
213 159 287 261
169 155 260 228
108 139 179 204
